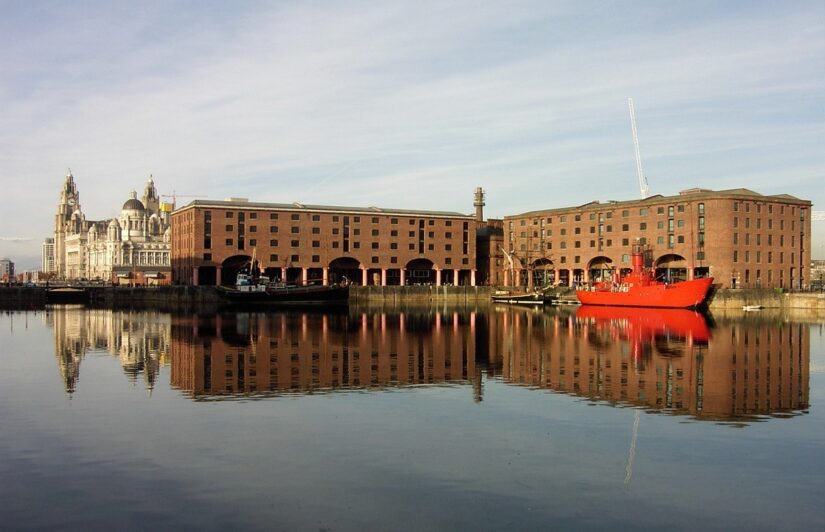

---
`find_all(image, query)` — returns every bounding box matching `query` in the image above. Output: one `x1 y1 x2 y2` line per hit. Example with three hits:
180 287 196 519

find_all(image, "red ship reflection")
575 306 710 361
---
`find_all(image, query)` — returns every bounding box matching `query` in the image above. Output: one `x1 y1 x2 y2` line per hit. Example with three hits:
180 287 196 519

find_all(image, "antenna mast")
628 98 650 198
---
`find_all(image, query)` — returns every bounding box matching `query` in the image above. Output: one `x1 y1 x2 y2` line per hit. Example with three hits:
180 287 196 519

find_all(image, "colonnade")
501 264 694 288
192 266 477 287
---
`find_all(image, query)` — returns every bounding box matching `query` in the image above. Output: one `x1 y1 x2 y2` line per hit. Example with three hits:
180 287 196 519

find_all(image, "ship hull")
217 284 350 306
576 277 713 309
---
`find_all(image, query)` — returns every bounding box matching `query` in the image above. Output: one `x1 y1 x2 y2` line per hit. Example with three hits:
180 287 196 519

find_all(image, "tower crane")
160 192 205 210
627 98 650 199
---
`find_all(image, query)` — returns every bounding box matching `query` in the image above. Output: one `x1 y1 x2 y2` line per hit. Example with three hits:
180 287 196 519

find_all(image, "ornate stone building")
53 170 172 284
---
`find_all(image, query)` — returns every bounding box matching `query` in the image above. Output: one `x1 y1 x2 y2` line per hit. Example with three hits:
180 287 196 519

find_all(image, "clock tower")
54 169 81 278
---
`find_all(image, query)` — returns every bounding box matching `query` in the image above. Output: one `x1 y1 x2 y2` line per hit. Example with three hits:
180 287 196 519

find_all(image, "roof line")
508 188 811 218
176 199 474 218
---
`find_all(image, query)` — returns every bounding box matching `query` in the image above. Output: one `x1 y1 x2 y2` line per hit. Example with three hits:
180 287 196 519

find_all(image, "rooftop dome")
122 191 145 211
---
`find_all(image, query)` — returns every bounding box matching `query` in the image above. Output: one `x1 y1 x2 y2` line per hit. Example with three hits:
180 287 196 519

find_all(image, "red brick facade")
502 188 812 289
172 199 478 286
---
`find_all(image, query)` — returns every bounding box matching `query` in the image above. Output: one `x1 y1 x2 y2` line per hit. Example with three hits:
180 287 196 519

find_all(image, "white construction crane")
627 98 650 199
160 192 205 210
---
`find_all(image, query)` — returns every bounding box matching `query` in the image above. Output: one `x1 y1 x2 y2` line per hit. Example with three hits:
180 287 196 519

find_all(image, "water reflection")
48 305 169 394
490 306 809 421
169 311 480 399
43 306 810 422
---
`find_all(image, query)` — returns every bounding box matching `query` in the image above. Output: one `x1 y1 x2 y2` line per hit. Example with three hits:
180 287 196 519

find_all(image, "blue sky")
1 0 823 268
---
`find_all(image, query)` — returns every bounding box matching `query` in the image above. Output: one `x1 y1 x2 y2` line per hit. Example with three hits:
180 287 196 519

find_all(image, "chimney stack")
474 187 485 222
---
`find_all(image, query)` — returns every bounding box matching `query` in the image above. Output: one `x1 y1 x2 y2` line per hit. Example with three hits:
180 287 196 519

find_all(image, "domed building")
53 171 172 285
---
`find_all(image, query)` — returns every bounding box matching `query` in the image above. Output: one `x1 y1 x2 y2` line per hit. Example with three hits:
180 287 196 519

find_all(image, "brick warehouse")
171 197 481 287
502 188 812 290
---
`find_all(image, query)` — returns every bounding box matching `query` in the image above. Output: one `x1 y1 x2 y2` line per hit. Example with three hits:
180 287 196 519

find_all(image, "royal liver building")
53 170 172 284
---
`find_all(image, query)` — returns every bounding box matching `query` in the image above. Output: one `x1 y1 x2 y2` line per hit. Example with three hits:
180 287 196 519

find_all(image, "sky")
1 0 823 269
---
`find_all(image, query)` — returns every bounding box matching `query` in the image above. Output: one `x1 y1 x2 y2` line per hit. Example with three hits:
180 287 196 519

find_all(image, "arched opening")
406 258 435 285
329 257 361 285
587 256 614 284
655 254 688 283
221 255 253 286
531 258 555 288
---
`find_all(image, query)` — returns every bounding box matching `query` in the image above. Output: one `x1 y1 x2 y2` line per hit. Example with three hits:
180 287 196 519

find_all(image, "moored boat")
217 282 350 305
217 274 349 305
217 248 350 306
576 242 713 309
491 289 555 306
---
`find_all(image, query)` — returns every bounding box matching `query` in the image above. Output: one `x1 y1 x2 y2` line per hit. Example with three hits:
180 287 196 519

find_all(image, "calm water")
1 305 823 531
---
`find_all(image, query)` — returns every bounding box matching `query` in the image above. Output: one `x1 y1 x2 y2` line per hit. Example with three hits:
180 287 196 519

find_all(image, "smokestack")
474 187 485 222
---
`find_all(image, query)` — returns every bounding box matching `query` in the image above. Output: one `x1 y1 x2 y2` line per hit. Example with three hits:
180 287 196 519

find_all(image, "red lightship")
576 242 713 309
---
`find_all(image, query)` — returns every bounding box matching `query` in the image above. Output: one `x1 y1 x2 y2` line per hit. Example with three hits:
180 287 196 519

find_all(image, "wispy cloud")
1 0 824 265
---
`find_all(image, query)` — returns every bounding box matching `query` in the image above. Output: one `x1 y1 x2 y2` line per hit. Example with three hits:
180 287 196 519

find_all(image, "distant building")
502 188 812 290
812 260 825 290
0 258 14 283
53 170 172 285
171 196 479 287
42 238 55 274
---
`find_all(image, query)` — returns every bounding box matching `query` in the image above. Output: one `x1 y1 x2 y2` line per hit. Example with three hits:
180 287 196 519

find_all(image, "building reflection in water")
488 305 809 421
46 305 170 395
169 310 482 399
44 306 810 421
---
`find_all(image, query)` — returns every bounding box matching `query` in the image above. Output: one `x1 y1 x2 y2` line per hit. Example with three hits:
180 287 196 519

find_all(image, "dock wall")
2 285 825 312
707 288 825 311
349 285 492 304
